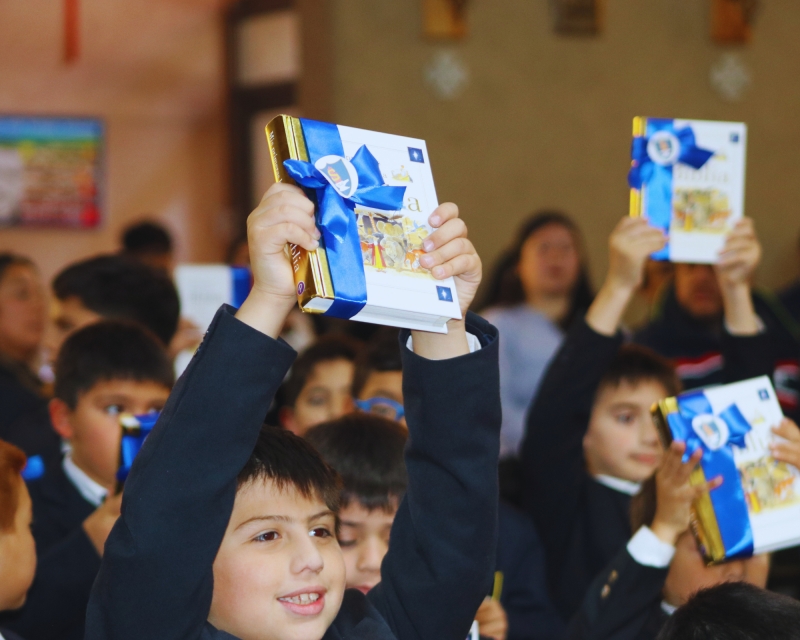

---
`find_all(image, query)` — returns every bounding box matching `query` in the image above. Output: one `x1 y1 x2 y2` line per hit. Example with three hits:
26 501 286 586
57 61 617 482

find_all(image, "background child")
0 438 36 640
308 389 564 640
46 254 180 357
0 321 173 640
563 418 800 639
277 335 361 436
351 329 405 423
521 217 674 619
658 581 800 640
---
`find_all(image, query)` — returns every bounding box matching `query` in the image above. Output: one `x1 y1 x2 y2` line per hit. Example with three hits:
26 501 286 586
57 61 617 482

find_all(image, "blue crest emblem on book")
314 155 359 198
436 286 453 302
691 413 730 451
408 147 424 163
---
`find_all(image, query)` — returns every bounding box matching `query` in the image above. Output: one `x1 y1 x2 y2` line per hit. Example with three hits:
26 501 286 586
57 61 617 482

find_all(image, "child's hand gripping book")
652 376 800 564
266 116 461 333
629 117 747 264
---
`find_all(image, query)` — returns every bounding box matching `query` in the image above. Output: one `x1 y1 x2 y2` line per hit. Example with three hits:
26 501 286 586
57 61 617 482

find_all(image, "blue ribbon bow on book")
666 391 754 559
628 120 715 260
117 412 160 484
283 119 407 319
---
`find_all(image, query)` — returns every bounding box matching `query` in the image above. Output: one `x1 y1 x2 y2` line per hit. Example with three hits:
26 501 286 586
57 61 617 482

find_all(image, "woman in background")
0 254 58 470
482 212 593 501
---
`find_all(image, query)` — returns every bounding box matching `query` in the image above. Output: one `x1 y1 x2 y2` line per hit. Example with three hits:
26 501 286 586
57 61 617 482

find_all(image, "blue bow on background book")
667 391 754 559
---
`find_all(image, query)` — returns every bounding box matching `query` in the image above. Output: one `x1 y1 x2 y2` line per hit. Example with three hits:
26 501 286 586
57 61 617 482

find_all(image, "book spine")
652 398 727 564
629 116 646 218
265 115 333 311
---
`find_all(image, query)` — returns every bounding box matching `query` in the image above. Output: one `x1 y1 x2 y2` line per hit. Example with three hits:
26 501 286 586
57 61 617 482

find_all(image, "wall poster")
0 116 104 228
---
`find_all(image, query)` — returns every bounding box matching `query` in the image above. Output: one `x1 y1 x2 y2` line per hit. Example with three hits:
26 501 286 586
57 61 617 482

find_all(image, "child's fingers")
431 251 481 281
696 475 723 497
773 418 800 443
253 221 319 253
420 236 472 272
661 441 686 476
429 202 459 228
675 446 703 484
422 217 467 254
258 181 306 205
253 202 320 241
770 442 800 470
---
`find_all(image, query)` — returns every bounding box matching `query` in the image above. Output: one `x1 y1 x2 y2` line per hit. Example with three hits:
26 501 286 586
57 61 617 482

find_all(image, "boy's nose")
331 395 353 420
290 534 325 575
356 537 385 573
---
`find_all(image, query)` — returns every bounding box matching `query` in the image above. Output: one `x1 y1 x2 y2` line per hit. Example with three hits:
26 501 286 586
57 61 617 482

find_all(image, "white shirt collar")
661 601 678 616
593 474 642 496
62 454 109 507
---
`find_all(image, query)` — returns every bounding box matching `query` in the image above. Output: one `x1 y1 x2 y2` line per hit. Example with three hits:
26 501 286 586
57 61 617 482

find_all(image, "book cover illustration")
629 117 747 264
653 376 800 563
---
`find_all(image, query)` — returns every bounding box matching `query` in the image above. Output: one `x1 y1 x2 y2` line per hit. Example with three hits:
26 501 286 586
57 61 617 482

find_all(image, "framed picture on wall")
0 115 104 228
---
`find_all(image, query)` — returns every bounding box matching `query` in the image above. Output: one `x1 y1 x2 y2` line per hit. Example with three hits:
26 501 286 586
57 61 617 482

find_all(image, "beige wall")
331 0 800 293
0 1 229 284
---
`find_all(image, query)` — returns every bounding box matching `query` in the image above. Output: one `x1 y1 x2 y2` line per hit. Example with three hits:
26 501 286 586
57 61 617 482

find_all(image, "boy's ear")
49 397 75 440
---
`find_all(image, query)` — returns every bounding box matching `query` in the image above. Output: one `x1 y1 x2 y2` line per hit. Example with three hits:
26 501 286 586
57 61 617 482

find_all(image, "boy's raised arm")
85 184 316 640
367 205 503 640
520 218 665 588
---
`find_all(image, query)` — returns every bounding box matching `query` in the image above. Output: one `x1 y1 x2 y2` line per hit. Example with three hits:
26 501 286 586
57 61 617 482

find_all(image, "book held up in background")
629 117 747 264
266 115 461 333
652 376 800 565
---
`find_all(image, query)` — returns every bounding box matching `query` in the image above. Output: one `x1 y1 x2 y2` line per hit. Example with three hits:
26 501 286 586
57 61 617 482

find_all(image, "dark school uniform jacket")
496 503 565 640
565 547 668 640
84 306 501 640
0 463 100 640
0 628 26 640
779 280 800 326
634 286 800 422
0 357 61 474
520 318 632 621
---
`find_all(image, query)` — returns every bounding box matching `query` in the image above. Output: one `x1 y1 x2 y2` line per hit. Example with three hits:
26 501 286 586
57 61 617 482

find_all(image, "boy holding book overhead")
85 182 501 640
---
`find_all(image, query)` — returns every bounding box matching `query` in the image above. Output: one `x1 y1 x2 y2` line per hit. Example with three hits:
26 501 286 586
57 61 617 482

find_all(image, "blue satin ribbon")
231 267 251 308
628 120 715 261
283 119 407 319
117 412 160 483
666 391 754 559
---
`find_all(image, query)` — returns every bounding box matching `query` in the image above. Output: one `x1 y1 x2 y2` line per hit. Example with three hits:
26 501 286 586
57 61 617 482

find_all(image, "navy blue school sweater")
520 319 632 621
84 306 501 640
0 463 99 640
634 286 800 422
496 503 565 640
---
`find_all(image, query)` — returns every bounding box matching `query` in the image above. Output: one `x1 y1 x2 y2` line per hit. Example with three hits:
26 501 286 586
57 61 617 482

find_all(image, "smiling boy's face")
209 479 346 640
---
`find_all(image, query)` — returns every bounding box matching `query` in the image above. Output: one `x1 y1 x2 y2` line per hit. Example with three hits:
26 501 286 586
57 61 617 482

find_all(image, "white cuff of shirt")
627 526 676 568
406 331 482 353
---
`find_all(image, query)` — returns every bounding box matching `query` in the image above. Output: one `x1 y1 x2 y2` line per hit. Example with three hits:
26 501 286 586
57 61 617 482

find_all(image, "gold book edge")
265 115 335 313
651 398 727 565
629 116 647 218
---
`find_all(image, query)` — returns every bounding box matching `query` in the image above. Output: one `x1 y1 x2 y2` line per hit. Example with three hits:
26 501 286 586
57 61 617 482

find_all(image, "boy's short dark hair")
305 413 408 512
352 328 402 398
238 425 342 513
54 321 174 409
282 335 362 408
53 254 180 345
0 439 26 532
122 221 173 255
597 344 681 399
657 581 800 640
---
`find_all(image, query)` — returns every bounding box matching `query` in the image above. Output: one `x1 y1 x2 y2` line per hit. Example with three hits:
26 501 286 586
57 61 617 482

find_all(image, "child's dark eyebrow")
235 510 335 530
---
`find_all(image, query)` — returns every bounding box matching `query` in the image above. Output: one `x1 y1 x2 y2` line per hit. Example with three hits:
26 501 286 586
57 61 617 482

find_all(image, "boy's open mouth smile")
277 587 327 616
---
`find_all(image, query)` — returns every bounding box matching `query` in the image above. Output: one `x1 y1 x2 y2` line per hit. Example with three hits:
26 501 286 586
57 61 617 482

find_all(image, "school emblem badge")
691 413 730 451
646 131 681 166
314 155 359 198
